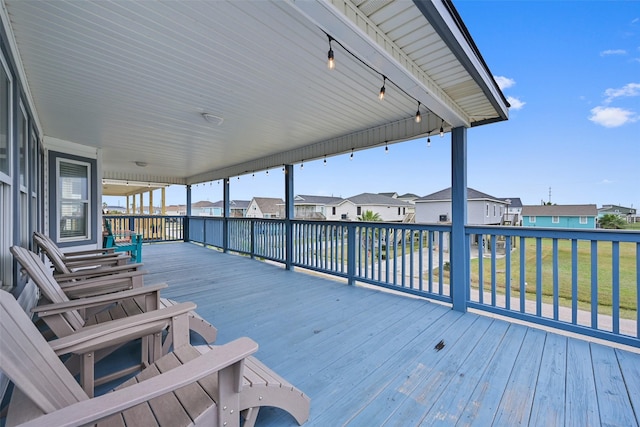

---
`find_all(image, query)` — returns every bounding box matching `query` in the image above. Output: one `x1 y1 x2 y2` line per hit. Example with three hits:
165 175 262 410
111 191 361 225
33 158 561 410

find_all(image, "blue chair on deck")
103 219 143 262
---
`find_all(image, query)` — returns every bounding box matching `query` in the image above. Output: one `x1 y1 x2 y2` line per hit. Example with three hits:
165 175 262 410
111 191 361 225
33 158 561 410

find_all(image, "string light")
327 35 335 70
350 149 354 160
252 172 255 179
440 119 445 137
323 155 327 166
300 160 304 169
385 142 389 153
237 176 240 180
427 134 431 148
266 170 269 175
322 32 448 129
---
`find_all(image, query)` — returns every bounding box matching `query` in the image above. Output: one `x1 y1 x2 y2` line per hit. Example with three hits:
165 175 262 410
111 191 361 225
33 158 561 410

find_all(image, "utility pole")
548 186 552 204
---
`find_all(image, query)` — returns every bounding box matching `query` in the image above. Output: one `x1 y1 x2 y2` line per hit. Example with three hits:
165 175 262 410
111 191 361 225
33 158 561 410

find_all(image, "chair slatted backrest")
10 246 85 331
32 232 73 275
0 290 88 415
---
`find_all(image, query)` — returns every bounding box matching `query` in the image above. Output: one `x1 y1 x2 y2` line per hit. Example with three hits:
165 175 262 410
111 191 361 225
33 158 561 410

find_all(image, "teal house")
521 204 597 228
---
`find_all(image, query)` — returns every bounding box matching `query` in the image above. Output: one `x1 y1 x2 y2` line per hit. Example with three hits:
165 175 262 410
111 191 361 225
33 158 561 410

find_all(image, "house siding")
523 215 595 229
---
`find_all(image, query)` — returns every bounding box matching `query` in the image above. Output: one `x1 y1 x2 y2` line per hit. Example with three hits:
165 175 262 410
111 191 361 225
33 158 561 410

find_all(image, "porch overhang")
3 0 508 185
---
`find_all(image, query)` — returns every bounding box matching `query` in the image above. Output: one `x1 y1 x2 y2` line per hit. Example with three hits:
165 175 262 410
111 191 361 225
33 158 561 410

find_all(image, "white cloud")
600 179 614 184
589 106 639 127
506 96 526 110
494 76 515 90
604 82 640 103
600 49 627 56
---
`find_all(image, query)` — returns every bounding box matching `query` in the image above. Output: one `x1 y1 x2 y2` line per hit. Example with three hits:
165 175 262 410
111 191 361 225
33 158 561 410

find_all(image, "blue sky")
105 1 639 209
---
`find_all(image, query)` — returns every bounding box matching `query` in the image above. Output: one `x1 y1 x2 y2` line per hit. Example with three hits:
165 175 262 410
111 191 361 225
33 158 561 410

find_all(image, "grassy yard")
468 238 638 319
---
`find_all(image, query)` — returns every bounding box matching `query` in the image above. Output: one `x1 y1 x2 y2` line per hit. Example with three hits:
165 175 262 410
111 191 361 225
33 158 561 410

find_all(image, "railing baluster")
536 237 542 317
591 240 598 329
428 231 433 294
478 234 484 305
491 234 496 306
418 230 423 292
438 231 444 295
571 239 578 324
553 238 559 320
505 236 511 311
520 236 526 313
612 241 620 334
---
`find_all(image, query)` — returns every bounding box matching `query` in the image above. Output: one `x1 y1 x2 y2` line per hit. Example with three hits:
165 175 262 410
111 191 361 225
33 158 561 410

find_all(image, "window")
580 216 588 224
486 203 489 217
0 55 11 287
18 103 28 247
398 207 401 215
357 206 362 215
332 206 336 215
529 216 536 223
58 159 90 240
552 216 559 223
0 58 9 178
493 205 496 216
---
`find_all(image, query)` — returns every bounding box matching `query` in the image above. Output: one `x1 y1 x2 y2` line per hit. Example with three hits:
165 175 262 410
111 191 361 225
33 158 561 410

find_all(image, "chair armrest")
55 263 145 281
18 337 258 427
32 283 168 315
60 270 148 299
49 301 198 354
61 256 127 269
63 247 116 257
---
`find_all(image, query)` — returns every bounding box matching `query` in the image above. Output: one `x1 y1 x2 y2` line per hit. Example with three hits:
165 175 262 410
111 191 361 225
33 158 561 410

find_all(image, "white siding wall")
417 200 507 225
246 200 263 218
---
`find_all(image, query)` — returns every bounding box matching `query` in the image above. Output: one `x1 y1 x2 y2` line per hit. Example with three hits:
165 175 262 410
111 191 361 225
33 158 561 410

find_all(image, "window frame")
529 216 536 223
579 216 588 224
49 151 98 246
0 52 11 184
552 216 560 224
56 157 91 242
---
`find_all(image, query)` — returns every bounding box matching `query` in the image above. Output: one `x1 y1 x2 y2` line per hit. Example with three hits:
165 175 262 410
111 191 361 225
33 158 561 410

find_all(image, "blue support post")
285 164 294 270
223 178 230 253
347 223 356 285
451 126 469 312
184 184 192 242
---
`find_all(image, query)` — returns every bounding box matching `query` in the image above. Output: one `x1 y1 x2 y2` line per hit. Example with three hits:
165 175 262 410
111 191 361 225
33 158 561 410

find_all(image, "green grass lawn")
468 238 638 319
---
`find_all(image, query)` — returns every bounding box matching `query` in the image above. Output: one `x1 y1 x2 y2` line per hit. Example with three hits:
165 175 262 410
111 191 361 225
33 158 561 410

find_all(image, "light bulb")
324 156 327 166
379 77 386 100
440 120 444 137
327 46 335 70
427 136 431 148
385 143 389 153
415 110 421 123
350 149 354 160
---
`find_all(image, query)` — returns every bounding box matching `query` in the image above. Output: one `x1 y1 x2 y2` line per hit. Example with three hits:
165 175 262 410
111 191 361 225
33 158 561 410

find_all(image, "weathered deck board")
129 242 639 426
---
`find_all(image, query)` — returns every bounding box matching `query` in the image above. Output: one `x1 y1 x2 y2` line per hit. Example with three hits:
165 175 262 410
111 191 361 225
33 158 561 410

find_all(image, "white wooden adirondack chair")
12 246 218 353
0 290 258 427
10 246 218 395
33 231 130 273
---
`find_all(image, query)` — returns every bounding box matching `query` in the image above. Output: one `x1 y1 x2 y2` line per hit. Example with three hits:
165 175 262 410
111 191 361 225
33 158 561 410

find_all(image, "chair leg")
242 407 260 427
81 351 95 398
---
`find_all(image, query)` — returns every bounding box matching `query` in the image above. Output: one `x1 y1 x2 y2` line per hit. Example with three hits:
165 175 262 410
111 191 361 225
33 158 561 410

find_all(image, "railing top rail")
467 224 640 243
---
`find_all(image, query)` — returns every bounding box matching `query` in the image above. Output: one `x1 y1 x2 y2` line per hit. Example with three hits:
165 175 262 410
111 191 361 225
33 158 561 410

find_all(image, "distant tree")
357 210 381 222
599 213 626 229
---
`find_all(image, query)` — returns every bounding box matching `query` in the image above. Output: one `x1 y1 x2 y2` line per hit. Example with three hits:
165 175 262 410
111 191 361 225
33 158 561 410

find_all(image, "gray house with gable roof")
325 193 412 222
415 187 509 225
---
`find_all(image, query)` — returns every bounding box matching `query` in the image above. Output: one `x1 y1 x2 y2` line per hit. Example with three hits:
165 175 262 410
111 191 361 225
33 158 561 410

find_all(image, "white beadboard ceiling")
4 0 508 186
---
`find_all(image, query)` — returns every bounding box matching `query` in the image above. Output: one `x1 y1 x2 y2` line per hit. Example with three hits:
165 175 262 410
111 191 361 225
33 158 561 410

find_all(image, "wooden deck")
129 242 639 426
